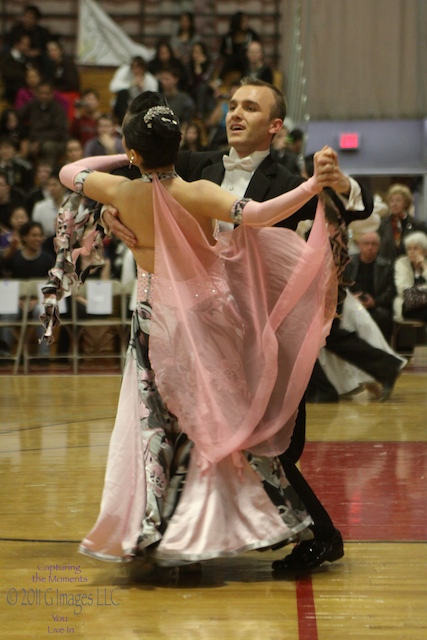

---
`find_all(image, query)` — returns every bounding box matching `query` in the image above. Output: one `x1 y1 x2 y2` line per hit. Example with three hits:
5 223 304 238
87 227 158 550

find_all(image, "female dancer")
48 92 337 568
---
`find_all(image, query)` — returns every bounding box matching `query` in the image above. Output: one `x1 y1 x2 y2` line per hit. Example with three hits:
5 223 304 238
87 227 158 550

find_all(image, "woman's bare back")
117 176 226 273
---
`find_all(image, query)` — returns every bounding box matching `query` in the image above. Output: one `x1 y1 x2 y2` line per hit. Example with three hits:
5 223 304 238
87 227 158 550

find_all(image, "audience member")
0 219 52 277
180 120 206 151
243 40 273 84
394 231 427 324
0 205 29 262
26 159 53 213
0 108 27 157
158 67 195 123
288 128 305 157
378 184 427 261
84 114 124 157
186 41 216 118
0 33 32 104
0 170 27 229
18 80 68 165
170 11 198 64
64 139 83 164
45 38 80 93
5 4 51 71
14 66 69 114
0 220 53 357
32 172 68 237
344 231 395 340
204 81 241 150
271 125 301 175
69 89 101 146
0 137 33 193
218 12 260 81
109 56 158 125
148 39 188 91
45 38 81 120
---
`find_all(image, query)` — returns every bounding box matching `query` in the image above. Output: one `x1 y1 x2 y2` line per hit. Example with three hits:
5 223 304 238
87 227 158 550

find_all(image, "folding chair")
391 319 427 358
72 279 125 371
0 280 30 374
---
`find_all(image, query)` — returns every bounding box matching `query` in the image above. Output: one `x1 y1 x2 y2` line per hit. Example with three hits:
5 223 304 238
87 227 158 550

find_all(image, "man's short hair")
239 77 287 120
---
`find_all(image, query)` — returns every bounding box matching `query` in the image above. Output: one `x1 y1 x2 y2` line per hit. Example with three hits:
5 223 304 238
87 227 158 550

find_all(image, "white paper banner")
86 280 113 315
77 0 154 66
0 281 20 314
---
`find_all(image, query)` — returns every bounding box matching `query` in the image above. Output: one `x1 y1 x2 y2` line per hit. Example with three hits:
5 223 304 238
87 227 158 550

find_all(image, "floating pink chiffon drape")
149 179 337 468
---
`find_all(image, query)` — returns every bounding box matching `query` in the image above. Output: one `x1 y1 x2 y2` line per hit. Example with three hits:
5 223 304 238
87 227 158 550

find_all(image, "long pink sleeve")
59 154 129 191
239 176 321 227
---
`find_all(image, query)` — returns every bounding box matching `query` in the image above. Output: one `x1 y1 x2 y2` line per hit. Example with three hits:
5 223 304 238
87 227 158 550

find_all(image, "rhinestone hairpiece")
143 106 178 128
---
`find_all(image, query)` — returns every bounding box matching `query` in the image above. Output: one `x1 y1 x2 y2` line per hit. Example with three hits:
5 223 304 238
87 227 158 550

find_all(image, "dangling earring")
129 154 134 169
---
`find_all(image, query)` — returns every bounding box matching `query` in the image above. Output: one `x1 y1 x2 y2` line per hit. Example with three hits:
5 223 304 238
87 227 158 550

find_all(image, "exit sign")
339 132 360 150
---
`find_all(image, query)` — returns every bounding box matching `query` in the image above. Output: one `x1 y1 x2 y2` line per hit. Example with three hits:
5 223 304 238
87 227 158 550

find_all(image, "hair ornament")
143 105 178 128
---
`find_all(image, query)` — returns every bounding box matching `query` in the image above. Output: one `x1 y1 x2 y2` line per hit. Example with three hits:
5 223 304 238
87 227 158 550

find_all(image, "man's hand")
314 146 351 195
355 291 375 309
103 205 138 248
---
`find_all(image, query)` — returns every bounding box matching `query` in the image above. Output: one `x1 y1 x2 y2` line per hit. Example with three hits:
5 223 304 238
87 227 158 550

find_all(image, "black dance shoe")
379 367 401 402
272 529 344 573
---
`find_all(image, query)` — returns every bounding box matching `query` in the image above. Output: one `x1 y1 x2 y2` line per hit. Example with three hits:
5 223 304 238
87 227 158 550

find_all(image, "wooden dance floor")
1 363 426 639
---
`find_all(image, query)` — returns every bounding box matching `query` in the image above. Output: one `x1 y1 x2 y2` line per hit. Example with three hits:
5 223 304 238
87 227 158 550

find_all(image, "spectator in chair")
344 231 395 341
394 231 427 324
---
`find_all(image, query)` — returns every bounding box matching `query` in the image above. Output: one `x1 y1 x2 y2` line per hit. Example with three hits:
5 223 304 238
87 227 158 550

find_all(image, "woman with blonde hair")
378 183 426 261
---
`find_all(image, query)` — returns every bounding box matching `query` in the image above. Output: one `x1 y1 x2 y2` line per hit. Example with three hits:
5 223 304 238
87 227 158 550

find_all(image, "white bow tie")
223 155 254 172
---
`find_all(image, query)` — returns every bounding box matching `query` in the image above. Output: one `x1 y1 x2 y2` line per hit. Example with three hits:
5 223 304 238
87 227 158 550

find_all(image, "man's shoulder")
176 149 223 180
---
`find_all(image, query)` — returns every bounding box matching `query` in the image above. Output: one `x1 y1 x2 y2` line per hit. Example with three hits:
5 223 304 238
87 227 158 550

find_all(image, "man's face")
36 164 53 185
226 85 282 157
82 92 99 113
0 143 15 162
22 10 37 30
10 207 29 230
47 177 64 201
37 85 53 106
358 234 380 263
159 71 177 94
246 42 263 65
23 226 44 251
97 117 114 137
66 141 83 162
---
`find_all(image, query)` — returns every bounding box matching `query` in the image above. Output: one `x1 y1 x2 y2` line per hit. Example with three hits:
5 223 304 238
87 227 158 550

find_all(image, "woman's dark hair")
177 12 195 38
154 39 174 59
123 92 182 170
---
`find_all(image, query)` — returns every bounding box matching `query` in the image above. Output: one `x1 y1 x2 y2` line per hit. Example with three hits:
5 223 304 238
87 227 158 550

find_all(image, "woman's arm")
193 176 321 227
195 147 336 226
59 154 130 206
